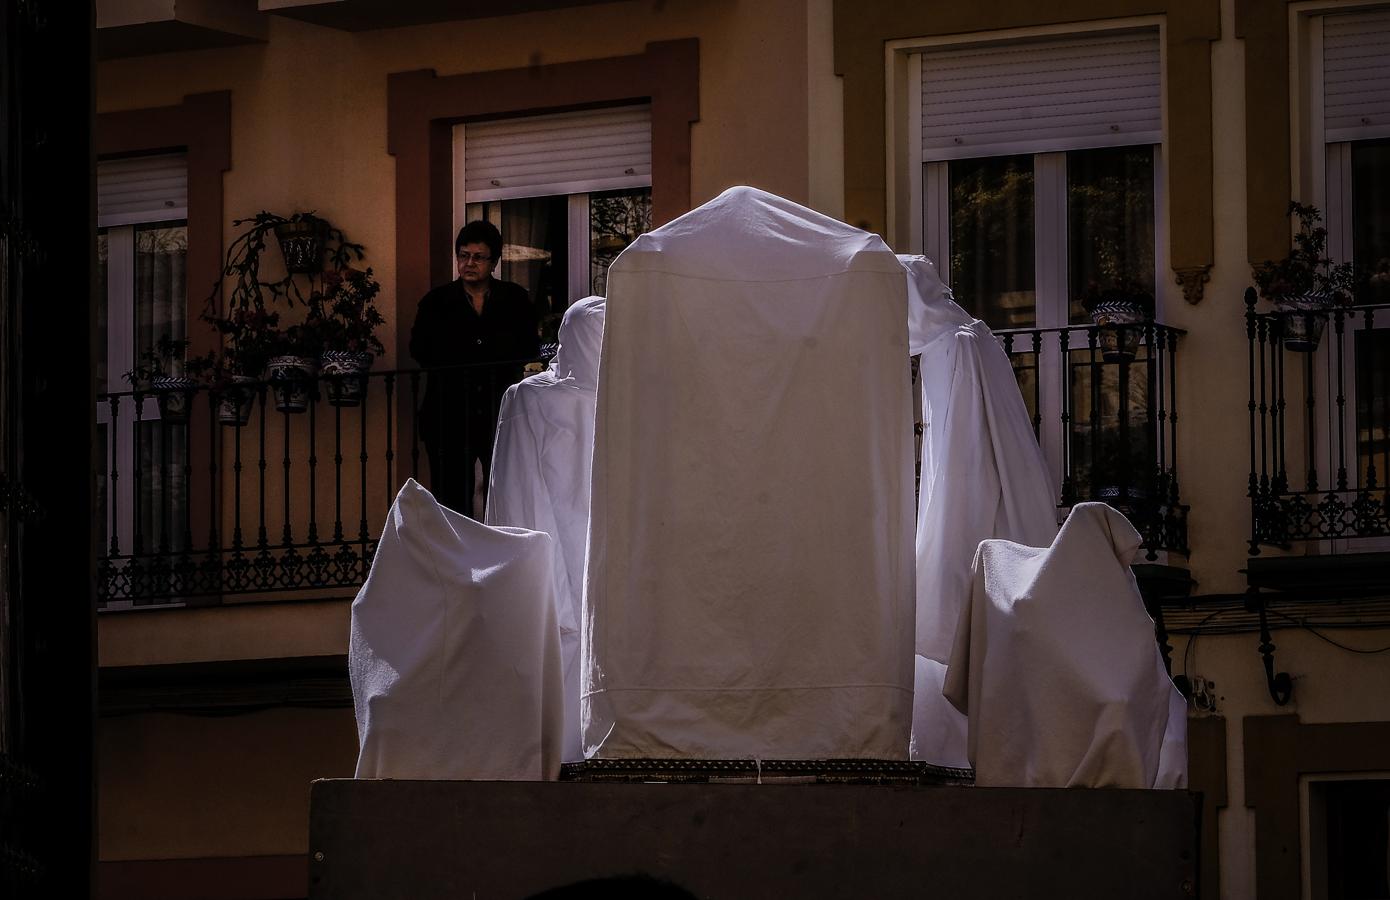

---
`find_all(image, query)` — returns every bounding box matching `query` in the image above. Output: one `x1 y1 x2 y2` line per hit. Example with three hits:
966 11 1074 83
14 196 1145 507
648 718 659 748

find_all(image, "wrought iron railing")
1246 288 1390 551
96 359 541 607
97 322 1186 607
993 321 1188 559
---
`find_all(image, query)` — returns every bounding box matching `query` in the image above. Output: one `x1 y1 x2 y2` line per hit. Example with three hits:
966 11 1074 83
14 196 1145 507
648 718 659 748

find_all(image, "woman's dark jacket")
409 278 540 443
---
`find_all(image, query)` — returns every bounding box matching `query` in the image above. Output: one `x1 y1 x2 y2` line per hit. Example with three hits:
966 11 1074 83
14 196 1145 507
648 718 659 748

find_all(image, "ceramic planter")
273 219 326 274
1273 292 1335 352
216 374 258 427
319 350 372 407
266 355 319 413
1086 297 1151 363
150 375 198 424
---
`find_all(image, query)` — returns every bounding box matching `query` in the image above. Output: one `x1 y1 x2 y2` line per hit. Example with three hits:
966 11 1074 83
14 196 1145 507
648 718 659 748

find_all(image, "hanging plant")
1252 202 1358 352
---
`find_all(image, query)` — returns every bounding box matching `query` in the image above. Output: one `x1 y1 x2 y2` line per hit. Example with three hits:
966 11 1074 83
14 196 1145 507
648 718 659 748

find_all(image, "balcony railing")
96 359 542 608
1246 289 1390 551
993 321 1187 560
97 324 1186 608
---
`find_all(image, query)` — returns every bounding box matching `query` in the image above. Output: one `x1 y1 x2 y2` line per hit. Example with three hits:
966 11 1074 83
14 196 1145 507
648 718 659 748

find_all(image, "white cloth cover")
486 295 606 763
584 186 916 759
908 655 970 769
943 502 1188 789
350 478 563 780
902 255 1058 665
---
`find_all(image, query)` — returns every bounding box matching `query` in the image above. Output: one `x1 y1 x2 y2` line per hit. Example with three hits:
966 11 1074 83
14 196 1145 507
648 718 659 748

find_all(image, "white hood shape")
944 502 1188 789
351 478 563 781
486 295 606 763
900 254 1058 665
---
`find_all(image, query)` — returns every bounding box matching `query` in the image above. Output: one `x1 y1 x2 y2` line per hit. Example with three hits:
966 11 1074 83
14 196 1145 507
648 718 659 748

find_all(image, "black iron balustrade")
1245 288 1390 551
96 359 543 607
97 322 1187 607
994 321 1189 560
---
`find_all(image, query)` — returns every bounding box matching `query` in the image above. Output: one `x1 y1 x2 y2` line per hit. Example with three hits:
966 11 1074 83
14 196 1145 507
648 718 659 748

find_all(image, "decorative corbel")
1174 265 1212 305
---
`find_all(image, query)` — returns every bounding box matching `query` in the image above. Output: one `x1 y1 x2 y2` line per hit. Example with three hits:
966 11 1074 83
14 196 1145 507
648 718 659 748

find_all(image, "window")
454 105 653 342
1307 777 1390 900
1310 9 1390 544
96 154 190 576
912 27 1164 505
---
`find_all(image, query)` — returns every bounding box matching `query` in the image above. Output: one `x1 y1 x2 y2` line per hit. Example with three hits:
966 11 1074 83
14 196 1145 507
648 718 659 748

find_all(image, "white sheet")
350 478 563 780
902 255 1059 665
943 502 1188 789
486 295 606 763
584 186 915 759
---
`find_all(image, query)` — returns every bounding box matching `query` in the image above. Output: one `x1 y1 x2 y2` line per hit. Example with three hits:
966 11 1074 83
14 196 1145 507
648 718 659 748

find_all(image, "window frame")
895 21 1170 518
1295 6 1390 554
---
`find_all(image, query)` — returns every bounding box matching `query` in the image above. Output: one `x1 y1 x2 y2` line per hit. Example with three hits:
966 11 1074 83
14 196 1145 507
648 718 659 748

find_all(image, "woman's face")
457 241 494 285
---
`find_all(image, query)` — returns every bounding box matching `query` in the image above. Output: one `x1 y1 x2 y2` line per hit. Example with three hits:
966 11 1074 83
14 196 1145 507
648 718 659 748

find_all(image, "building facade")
95 2 1390 898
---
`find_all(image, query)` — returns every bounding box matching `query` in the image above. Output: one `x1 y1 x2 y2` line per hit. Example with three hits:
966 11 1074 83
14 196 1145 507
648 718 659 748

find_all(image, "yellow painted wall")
97 0 817 369
98 600 349 667
1172 626 1390 900
98 706 358 860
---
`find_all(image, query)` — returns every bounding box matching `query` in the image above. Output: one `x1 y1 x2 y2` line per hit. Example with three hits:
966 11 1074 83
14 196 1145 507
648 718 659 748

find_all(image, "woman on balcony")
410 220 539 517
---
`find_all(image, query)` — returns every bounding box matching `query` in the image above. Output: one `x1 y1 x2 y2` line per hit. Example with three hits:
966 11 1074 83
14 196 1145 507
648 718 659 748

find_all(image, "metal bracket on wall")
1245 587 1292 705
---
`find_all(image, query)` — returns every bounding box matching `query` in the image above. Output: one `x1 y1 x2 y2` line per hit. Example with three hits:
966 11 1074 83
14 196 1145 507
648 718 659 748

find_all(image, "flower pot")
319 350 372 407
1086 298 1151 363
1273 293 1334 352
274 219 326 274
216 375 258 427
151 375 198 423
266 355 319 413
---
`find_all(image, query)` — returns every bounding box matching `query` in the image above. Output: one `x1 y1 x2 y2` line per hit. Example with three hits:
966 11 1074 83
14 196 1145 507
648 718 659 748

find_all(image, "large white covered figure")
486 294 606 763
943 502 1188 788
901 254 1058 766
584 186 916 760
350 478 563 781
903 255 1059 666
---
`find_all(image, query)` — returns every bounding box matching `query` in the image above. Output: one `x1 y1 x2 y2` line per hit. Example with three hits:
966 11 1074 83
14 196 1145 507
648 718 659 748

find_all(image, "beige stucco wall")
1172 626 1390 900
98 706 358 860
97 0 818 369
95 3 1390 891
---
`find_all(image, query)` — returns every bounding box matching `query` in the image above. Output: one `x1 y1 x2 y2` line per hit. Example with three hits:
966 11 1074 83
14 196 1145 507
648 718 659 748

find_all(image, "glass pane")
465 197 568 324
590 187 652 296
949 155 1036 329
1353 139 1390 305
134 224 188 375
97 230 108 392
137 419 188 554
1356 327 1390 487
1067 146 1156 324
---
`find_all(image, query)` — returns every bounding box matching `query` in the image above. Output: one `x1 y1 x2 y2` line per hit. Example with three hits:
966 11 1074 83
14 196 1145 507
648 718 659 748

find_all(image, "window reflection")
590 188 652 296
1067 146 1155 324
1353 140 1390 305
949 155 1036 329
134 224 188 375
466 196 568 320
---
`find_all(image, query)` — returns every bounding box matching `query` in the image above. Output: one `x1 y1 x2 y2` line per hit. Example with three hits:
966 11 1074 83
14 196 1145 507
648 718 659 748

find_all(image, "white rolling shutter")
1324 9 1390 143
920 29 1161 161
97 153 188 227
459 105 652 203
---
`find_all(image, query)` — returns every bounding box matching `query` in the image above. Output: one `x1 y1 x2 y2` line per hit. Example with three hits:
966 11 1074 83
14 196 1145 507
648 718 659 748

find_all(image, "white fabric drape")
487 295 606 763
350 479 563 780
584 186 916 760
943 502 1188 789
903 255 1059 665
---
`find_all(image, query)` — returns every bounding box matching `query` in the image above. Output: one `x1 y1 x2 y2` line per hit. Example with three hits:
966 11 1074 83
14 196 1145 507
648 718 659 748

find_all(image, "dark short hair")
456 220 502 262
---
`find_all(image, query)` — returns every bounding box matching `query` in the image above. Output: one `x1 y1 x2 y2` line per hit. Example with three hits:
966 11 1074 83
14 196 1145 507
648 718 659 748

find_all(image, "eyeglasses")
457 252 493 264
